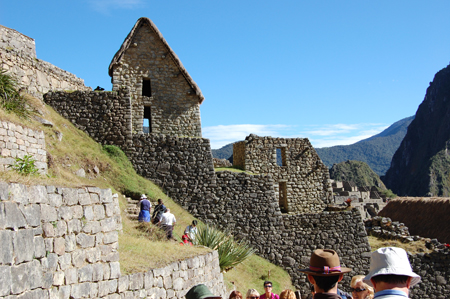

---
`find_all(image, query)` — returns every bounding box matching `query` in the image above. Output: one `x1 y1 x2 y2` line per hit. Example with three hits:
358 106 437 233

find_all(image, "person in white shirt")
159 208 176 239
184 220 198 242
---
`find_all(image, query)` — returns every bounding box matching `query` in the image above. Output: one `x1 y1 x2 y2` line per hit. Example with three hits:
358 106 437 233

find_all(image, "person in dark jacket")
151 198 166 224
299 249 352 299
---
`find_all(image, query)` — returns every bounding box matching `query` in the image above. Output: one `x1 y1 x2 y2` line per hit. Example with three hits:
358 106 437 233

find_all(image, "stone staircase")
126 197 140 221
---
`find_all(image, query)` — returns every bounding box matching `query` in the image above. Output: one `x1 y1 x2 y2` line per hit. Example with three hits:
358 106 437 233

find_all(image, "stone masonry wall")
0 120 47 174
1 25 91 99
0 182 226 299
110 22 202 136
44 90 133 147
233 135 331 214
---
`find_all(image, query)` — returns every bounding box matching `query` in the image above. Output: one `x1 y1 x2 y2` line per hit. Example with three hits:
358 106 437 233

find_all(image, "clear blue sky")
2 1 450 149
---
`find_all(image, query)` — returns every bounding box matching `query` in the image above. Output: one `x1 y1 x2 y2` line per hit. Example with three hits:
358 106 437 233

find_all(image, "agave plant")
194 223 255 272
0 69 30 117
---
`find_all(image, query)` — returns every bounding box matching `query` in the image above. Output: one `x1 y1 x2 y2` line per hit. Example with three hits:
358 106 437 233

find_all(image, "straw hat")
185 284 222 299
363 247 421 287
299 249 352 276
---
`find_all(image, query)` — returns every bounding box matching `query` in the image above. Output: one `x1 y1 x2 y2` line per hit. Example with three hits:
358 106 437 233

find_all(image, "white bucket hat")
364 247 421 287
140 194 147 199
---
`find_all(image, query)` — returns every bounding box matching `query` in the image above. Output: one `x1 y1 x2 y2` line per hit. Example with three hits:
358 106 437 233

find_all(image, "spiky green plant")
0 69 30 117
8 155 39 175
194 223 255 272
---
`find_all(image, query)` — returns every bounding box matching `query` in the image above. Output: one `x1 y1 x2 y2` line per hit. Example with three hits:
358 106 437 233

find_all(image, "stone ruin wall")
43 90 133 147
233 135 331 214
110 24 202 137
0 25 91 99
0 181 226 299
0 120 47 174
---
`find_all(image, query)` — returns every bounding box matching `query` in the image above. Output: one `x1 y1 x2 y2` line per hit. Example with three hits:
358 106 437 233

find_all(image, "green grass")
368 236 431 254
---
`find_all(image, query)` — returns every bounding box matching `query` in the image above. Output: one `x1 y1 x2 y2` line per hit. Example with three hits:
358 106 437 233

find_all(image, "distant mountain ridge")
211 116 413 176
315 116 414 176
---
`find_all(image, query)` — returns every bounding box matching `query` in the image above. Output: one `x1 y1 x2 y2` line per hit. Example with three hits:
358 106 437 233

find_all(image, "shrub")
0 69 30 118
8 155 39 175
194 224 255 272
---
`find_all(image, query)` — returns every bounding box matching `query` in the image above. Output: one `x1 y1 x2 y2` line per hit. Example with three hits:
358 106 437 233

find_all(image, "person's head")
263 281 273 294
192 220 198 227
279 289 296 299
245 289 259 299
363 247 420 293
165 208 170 213
351 275 374 299
299 249 351 293
157 198 162 204
229 290 242 299
140 194 147 200
186 284 222 299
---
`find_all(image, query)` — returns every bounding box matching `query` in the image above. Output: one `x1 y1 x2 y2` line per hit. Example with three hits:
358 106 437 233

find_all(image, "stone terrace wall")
0 120 47 174
233 135 331 214
0 182 226 298
1 25 91 99
44 90 133 147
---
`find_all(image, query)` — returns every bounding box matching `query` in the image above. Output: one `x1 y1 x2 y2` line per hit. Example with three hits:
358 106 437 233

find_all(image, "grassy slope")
0 95 294 292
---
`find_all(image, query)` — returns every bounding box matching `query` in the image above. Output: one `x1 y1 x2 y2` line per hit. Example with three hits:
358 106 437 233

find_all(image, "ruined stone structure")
109 18 203 137
0 25 91 99
233 135 331 213
331 180 386 219
9 18 450 298
0 181 226 298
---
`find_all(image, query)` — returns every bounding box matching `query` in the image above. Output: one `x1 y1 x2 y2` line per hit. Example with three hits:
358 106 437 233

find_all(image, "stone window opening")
142 78 152 97
279 182 288 213
276 147 287 166
143 106 151 133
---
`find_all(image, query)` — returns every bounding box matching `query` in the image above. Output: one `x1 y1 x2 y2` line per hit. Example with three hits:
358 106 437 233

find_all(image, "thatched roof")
108 17 205 104
379 197 450 243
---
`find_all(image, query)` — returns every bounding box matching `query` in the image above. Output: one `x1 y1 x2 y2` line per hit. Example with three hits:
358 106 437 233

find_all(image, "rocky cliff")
384 63 450 196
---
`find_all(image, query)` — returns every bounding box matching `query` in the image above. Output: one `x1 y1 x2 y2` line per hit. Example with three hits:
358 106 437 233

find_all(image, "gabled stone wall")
233 135 331 213
110 22 202 137
0 25 91 99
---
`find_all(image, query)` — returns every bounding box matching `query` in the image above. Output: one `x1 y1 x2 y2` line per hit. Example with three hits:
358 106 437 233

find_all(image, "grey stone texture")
0 25 91 99
0 121 47 174
0 182 226 298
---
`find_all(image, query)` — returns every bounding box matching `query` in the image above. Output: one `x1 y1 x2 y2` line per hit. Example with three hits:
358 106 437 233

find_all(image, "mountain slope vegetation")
329 160 386 189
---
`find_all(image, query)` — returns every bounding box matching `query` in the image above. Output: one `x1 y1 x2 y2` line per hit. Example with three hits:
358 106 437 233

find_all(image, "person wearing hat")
363 247 421 299
137 194 151 222
299 249 352 299
186 284 222 299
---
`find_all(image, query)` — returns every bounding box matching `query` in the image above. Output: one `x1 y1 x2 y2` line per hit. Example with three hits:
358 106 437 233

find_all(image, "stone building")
233 134 332 213
109 17 204 136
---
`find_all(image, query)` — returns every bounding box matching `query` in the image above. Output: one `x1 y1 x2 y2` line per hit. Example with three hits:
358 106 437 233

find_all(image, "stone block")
54 237 66 255
11 260 42 294
0 181 10 201
86 247 101 263
4 201 26 230
173 277 184 291
0 265 11 296
110 261 121 279
58 206 73 221
48 194 62 207
61 188 78 206
19 204 41 227
90 193 100 204
58 253 72 271
72 250 86 268
76 233 95 248
97 281 109 297
55 220 68 237
104 203 115 217
128 272 144 290
103 231 118 244
79 192 91 206
100 189 113 203
65 234 77 252
42 222 55 237
9 183 28 204
13 229 34 263
83 206 94 221
34 235 46 258
53 271 65 286
0 230 13 264
67 219 81 234
93 205 105 220
41 204 57 222
118 275 129 292
144 270 154 289
71 282 90 298
100 217 117 232
71 206 83 219
65 267 78 285
78 264 93 282
92 263 104 282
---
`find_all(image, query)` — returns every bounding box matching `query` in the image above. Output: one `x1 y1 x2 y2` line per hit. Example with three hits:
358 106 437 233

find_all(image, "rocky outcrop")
384 63 450 196
330 160 386 189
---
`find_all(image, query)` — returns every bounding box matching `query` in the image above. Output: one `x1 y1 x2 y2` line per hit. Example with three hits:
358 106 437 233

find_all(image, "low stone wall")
0 120 47 174
1 25 91 99
0 182 226 298
44 90 133 147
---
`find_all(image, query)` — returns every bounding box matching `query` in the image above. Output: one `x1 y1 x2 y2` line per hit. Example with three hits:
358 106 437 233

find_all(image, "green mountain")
315 116 414 176
211 143 234 160
329 160 386 189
